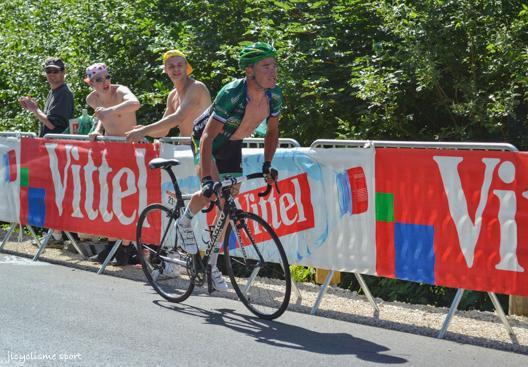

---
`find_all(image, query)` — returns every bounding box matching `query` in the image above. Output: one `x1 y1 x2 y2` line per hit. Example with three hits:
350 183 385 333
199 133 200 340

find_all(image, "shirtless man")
85 63 140 140
84 62 141 265
125 50 211 142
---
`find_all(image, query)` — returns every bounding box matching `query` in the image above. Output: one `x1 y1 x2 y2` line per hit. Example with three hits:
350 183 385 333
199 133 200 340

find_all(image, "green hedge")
1 0 527 147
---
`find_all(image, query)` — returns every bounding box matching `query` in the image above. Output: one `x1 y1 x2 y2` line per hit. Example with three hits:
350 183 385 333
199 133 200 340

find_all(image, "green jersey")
192 78 282 151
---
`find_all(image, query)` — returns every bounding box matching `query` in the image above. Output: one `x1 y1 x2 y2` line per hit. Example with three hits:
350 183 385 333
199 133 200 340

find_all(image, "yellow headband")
162 50 193 75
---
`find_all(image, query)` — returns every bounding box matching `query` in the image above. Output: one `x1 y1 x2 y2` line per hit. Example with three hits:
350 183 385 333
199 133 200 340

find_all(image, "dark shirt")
39 83 74 137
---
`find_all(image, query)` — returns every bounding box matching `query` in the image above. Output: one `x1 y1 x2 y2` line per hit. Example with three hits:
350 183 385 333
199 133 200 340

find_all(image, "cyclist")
175 42 282 291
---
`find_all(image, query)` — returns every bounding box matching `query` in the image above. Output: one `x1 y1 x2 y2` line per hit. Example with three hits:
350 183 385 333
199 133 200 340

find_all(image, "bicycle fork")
231 218 264 298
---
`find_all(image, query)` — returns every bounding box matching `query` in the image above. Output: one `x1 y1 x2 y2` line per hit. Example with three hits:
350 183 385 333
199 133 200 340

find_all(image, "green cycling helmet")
238 42 277 69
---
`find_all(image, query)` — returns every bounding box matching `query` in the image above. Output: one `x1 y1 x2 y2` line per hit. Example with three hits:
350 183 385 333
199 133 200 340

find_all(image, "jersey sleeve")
210 86 234 124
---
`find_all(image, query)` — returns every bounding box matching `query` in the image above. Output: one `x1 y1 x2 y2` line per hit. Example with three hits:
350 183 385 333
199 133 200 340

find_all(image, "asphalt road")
0 253 526 367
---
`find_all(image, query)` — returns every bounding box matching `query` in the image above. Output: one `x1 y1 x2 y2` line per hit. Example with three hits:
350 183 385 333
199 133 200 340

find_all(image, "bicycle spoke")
224 212 291 319
136 204 196 303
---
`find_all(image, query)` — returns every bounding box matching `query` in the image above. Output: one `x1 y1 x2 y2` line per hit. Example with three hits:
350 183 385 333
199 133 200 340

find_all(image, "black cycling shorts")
191 135 243 178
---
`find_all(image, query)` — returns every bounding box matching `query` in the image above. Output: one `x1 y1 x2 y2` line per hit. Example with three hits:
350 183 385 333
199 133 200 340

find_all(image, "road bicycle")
136 158 291 320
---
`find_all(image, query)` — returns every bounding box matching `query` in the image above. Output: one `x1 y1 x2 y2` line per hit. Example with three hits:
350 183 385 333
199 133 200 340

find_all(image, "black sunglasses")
45 69 62 74
92 74 111 83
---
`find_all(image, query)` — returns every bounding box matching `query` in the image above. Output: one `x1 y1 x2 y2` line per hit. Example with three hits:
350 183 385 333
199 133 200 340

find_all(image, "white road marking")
0 254 49 266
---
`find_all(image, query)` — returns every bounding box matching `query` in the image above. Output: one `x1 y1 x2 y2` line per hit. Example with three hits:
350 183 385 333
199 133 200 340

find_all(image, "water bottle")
78 108 93 135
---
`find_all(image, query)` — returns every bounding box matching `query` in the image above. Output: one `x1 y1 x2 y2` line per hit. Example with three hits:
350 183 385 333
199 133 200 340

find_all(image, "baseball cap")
162 50 193 75
44 57 65 70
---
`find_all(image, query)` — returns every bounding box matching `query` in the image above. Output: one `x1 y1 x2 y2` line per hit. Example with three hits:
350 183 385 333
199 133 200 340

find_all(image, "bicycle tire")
223 211 291 319
136 203 196 303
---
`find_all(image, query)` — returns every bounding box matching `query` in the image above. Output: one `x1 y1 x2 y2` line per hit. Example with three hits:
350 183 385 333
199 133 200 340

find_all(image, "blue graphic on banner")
394 222 435 284
28 187 46 227
336 171 351 216
219 231 238 252
2 152 9 182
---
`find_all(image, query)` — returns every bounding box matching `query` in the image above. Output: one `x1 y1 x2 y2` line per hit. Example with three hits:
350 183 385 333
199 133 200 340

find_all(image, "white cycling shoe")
211 266 228 292
175 220 199 255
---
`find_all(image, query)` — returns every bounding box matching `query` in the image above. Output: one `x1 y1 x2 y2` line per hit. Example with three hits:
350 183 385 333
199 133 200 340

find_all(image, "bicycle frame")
158 170 269 286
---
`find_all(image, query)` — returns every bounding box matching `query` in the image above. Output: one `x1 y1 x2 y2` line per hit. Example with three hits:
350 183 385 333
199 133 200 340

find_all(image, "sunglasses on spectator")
45 69 62 74
92 74 111 83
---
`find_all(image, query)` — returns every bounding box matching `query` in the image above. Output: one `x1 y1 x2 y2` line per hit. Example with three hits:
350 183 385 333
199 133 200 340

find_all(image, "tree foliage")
1 0 527 148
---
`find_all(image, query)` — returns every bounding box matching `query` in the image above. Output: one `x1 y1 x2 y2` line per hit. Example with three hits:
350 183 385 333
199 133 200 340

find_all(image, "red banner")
20 138 161 241
376 148 528 296
206 172 316 243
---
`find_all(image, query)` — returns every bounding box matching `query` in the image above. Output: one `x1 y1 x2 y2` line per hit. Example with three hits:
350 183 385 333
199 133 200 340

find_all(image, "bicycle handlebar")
201 169 279 213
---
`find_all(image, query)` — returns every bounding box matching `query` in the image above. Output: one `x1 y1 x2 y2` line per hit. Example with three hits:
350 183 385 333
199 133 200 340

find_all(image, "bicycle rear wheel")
223 211 291 319
136 203 196 303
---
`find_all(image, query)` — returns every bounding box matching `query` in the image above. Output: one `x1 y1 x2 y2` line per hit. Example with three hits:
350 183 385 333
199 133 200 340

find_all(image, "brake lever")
258 169 280 197
258 184 272 198
201 182 223 213
201 201 215 213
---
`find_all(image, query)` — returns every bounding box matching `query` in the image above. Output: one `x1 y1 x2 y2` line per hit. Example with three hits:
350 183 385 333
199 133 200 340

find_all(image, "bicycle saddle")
148 158 181 169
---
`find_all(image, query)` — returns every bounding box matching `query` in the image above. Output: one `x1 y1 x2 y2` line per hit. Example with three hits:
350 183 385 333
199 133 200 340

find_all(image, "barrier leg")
438 288 464 339
291 281 303 305
63 231 86 259
97 240 122 275
33 229 53 261
354 273 380 315
0 223 17 250
311 270 334 315
26 225 41 246
488 292 518 344
18 224 23 242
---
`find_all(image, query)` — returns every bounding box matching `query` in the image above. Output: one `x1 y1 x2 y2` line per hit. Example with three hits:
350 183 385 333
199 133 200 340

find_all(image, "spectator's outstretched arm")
126 84 208 142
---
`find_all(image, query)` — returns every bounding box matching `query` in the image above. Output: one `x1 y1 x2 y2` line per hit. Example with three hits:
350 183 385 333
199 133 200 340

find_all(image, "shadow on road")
154 300 407 364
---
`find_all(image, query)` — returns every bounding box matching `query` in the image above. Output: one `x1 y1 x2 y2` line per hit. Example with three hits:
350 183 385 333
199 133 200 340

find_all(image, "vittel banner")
19 138 161 241
376 148 528 296
0 137 21 222
9 138 528 297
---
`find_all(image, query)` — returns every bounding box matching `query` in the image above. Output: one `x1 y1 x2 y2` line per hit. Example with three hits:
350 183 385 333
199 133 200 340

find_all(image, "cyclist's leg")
205 140 243 291
207 138 243 253
175 135 219 254
179 135 211 223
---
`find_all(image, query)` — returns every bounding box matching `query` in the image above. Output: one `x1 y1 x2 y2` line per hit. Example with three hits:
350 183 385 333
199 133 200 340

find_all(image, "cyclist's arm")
199 116 223 179
264 115 280 162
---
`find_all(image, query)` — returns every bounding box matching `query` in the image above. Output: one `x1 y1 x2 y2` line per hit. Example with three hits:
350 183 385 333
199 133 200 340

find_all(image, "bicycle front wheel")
223 211 291 319
136 203 196 303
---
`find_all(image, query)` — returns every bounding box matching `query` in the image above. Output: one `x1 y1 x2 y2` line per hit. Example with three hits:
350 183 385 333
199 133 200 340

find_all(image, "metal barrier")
160 136 301 149
44 134 149 143
311 138 519 151
3 133 520 341
242 137 301 148
310 139 370 149
311 138 518 342
0 132 37 138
